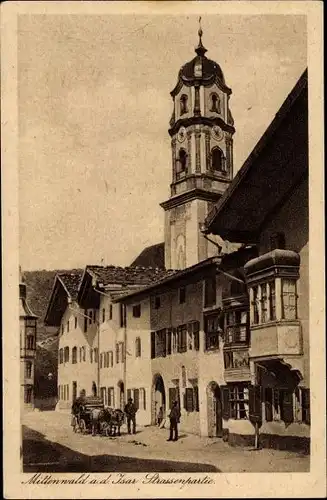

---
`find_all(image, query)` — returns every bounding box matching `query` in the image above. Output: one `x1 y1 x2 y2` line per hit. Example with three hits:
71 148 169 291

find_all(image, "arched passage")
151 373 166 425
207 381 223 438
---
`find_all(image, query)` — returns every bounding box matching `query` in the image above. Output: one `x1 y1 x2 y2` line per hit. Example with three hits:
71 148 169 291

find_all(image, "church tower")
161 24 235 270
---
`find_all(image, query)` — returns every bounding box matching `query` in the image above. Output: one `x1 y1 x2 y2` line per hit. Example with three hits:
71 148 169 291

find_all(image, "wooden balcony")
224 366 251 382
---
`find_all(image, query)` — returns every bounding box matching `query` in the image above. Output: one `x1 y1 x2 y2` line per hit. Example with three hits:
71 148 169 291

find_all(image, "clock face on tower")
177 127 187 143
212 125 223 142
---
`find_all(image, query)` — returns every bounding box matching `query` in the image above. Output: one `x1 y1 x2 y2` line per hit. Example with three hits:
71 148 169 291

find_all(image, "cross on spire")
195 16 207 56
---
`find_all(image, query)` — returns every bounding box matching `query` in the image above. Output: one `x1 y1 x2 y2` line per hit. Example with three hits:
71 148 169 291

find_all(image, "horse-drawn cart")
71 396 104 435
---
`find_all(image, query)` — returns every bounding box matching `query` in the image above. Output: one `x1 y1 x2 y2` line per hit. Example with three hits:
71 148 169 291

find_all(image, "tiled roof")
86 265 177 287
57 271 83 301
131 242 165 269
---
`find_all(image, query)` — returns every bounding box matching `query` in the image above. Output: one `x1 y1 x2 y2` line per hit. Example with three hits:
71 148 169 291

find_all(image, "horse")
97 408 124 437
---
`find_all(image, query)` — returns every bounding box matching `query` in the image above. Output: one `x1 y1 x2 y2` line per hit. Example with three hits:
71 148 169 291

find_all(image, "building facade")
204 70 309 451
44 30 309 452
20 278 38 411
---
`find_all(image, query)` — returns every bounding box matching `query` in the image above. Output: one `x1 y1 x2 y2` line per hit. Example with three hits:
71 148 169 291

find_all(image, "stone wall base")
226 431 310 454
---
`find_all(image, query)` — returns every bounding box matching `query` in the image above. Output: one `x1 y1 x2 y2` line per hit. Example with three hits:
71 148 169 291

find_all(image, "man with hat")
124 397 137 434
167 401 181 442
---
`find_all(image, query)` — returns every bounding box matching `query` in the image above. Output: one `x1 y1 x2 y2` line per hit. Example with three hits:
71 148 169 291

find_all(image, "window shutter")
167 330 172 355
143 388 146 410
222 386 230 420
186 388 194 412
301 388 310 425
194 322 200 351
264 388 273 422
134 389 139 410
151 332 156 359
127 389 131 401
183 391 187 410
249 385 262 424
163 329 167 357
281 390 294 424
194 386 199 411
177 327 181 353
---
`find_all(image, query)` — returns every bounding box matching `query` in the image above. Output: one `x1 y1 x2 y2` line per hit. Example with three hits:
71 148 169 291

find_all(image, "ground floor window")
107 387 115 407
183 384 199 412
264 387 310 425
24 386 33 404
168 386 180 409
223 384 249 420
126 388 146 410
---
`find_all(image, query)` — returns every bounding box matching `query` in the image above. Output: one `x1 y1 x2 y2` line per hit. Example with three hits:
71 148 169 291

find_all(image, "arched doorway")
152 374 166 425
117 381 125 410
207 381 223 438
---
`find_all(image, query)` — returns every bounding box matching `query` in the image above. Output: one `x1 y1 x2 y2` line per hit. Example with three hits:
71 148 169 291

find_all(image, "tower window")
176 149 187 179
210 93 221 113
211 147 224 172
180 94 188 115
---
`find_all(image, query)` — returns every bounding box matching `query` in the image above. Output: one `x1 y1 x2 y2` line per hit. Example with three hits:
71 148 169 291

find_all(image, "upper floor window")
135 337 141 357
74 316 77 329
26 335 34 350
67 320 70 333
282 279 297 320
119 304 126 327
59 348 63 364
72 346 77 364
176 149 187 180
154 296 161 309
109 304 113 320
180 94 188 115
89 310 92 325
204 313 220 351
179 287 186 304
133 304 141 318
204 276 216 308
61 324 64 335
25 361 32 378
102 308 106 323
225 310 248 344
94 348 99 363
64 346 69 363
210 93 221 113
211 147 224 172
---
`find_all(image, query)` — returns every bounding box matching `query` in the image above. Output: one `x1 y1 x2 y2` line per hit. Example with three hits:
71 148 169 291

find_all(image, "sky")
18 13 307 271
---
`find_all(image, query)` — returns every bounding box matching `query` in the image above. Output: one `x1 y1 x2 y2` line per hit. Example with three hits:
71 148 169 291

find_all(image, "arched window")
180 94 188 115
211 147 224 172
64 346 69 363
210 93 221 113
72 346 77 364
176 149 187 179
135 337 141 358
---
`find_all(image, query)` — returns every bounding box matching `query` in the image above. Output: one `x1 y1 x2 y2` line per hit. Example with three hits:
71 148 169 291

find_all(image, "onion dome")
178 25 225 85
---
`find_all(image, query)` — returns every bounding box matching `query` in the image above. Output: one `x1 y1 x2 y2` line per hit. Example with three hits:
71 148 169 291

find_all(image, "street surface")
22 410 309 473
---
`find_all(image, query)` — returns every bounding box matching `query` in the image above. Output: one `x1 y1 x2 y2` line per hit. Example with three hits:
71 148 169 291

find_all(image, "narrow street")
22 411 309 473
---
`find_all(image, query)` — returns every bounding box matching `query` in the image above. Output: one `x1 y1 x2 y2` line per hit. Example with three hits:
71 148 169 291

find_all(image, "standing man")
167 401 181 442
124 397 137 434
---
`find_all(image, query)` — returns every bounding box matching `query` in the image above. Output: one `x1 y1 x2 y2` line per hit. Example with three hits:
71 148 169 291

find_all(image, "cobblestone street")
22 411 309 473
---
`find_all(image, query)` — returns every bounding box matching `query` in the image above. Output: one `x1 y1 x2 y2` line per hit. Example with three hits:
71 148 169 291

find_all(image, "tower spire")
195 16 207 56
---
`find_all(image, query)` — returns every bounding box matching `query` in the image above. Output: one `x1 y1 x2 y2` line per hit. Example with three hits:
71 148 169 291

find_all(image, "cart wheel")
80 419 87 434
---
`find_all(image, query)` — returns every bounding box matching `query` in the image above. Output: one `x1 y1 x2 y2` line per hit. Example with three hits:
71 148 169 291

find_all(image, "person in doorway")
124 397 137 434
157 406 164 427
167 401 181 442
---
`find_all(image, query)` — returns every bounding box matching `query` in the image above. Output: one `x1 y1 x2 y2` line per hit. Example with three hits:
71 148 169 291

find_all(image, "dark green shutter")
151 332 155 359
222 386 230 420
249 385 262 424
